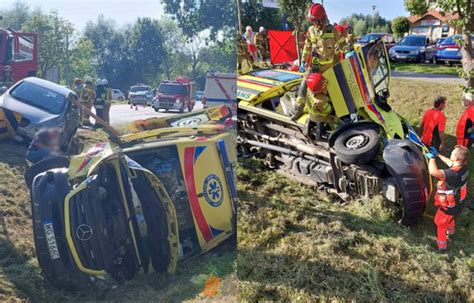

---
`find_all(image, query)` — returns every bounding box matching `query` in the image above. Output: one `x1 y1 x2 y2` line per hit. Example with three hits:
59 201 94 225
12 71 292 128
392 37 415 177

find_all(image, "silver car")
0 77 80 150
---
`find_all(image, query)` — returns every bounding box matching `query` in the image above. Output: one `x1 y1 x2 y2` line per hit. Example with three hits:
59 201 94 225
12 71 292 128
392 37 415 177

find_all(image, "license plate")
446 48 458 52
397 55 407 59
43 221 60 260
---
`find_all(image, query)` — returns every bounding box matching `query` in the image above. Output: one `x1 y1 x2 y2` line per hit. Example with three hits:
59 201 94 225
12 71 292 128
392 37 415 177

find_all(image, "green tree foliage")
241 0 285 32
69 38 97 81
161 0 235 40
340 13 392 37
405 0 473 90
22 11 74 78
0 0 31 30
391 16 410 38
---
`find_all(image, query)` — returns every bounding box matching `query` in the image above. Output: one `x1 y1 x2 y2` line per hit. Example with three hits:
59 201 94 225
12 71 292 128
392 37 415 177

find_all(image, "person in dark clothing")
94 79 107 128
26 128 61 164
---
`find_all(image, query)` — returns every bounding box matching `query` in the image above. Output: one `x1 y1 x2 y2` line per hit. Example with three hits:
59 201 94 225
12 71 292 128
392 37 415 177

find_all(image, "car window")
399 36 426 46
365 42 389 93
10 81 66 114
130 86 149 92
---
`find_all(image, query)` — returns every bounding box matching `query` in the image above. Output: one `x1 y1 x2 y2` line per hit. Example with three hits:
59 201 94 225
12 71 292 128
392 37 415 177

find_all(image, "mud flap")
383 139 431 225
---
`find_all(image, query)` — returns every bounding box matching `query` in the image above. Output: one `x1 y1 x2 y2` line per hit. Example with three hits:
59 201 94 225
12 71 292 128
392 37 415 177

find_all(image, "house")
408 9 460 41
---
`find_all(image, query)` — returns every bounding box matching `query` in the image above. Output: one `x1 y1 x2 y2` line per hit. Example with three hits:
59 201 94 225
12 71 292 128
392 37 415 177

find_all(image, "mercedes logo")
76 224 93 241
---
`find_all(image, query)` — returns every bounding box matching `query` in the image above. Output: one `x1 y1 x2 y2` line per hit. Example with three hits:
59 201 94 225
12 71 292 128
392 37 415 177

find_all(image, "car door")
177 136 236 253
425 37 436 60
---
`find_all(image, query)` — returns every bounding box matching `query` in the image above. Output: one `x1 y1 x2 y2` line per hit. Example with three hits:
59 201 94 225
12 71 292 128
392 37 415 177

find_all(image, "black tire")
419 54 426 63
334 126 380 164
118 97 124 101
24 156 70 189
154 108 159 112
188 105 192 112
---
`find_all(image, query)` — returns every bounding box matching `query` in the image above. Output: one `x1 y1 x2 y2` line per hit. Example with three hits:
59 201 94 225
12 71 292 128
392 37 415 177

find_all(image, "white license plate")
397 55 407 59
43 222 60 260
446 47 458 52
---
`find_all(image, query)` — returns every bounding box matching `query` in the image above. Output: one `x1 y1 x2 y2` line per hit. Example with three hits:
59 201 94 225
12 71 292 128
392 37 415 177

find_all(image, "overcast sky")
0 0 409 31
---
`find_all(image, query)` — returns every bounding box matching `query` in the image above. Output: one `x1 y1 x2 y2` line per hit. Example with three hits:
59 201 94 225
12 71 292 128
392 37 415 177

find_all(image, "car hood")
0 94 60 124
392 45 421 51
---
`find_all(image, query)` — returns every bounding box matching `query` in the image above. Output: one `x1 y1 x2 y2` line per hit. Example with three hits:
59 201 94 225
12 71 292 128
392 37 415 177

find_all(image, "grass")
0 128 236 302
390 62 460 76
237 78 474 302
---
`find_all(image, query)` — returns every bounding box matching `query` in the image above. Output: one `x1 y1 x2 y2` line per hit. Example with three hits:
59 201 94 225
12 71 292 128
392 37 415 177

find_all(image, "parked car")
357 33 396 51
27 105 236 290
0 77 80 151
435 37 446 48
128 84 150 106
237 39 432 226
388 35 436 63
434 35 474 64
111 88 125 101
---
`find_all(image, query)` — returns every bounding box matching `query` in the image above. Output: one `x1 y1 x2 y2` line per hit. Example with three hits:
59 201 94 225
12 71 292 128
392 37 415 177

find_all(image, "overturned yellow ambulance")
28 105 236 289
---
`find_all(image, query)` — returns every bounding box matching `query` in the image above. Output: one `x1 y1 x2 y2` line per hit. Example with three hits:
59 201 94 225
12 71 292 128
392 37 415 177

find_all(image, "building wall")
409 15 458 40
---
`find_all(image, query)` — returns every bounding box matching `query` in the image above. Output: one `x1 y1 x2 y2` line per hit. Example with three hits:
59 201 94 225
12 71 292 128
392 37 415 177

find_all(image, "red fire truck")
0 28 38 82
153 77 197 113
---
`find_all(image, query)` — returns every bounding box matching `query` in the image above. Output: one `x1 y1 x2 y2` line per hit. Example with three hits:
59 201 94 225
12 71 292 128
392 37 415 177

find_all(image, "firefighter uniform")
80 83 95 125
255 30 269 63
302 23 343 74
421 108 446 149
433 165 469 250
94 81 107 127
73 84 84 120
456 106 474 147
295 91 333 123
103 86 112 124
237 34 251 72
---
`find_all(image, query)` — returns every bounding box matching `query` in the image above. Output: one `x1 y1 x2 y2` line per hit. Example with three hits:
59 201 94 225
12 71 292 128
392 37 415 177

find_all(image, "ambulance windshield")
364 42 389 93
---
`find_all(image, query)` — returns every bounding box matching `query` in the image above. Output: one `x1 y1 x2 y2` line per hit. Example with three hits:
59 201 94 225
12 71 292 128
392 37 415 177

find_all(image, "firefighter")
238 32 252 72
291 73 333 126
456 92 474 148
102 79 112 124
94 79 106 128
419 96 447 151
255 26 269 65
334 24 348 59
0 65 15 88
301 3 343 75
72 78 84 120
425 145 470 252
80 78 95 126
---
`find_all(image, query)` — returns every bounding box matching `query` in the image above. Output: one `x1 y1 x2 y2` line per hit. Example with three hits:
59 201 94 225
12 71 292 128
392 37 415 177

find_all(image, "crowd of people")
237 26 270 71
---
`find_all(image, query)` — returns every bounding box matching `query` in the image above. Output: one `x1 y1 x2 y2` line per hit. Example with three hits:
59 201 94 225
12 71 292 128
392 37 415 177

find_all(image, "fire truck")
153 77 196 113
0 27 38 82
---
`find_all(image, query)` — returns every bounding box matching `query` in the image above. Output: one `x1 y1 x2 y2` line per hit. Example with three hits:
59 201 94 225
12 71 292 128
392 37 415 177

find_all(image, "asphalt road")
108 101 204 126
390 71 463 84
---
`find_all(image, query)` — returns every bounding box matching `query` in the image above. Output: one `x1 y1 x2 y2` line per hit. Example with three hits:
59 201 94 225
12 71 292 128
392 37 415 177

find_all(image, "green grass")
237 78 474 302
0 129 236 302
390 62 460 76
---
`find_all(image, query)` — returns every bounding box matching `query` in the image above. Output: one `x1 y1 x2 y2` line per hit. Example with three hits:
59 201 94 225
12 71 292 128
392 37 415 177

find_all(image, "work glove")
425 152 436 159
290 103 305 121
429 146 439 157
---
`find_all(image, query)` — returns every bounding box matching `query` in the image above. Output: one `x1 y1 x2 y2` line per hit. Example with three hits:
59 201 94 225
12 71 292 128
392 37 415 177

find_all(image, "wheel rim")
345 134 369 150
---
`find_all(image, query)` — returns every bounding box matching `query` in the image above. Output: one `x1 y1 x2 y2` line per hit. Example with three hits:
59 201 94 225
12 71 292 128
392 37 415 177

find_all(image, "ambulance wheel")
188 105 192 112
334 126 380 165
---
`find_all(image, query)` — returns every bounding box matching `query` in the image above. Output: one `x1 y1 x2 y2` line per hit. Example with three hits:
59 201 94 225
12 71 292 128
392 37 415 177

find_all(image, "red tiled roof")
408 9 459 24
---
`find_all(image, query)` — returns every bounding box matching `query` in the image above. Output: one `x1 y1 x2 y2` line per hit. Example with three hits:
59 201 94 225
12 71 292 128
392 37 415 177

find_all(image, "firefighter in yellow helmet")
302 3 343 75
80 77 96 126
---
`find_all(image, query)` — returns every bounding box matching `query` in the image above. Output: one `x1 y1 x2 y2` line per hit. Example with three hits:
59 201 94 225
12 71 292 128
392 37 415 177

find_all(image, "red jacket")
421 108 446 146
456 106 474 146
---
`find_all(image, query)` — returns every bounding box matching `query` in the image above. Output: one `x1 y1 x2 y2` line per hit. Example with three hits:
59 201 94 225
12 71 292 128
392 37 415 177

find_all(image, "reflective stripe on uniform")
321 33 334 38
437 189 456 195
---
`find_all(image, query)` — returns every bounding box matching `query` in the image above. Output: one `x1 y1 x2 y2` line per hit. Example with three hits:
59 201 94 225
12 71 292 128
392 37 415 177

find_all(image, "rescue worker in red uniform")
426 145 470 252
419 96 447 151
456 92 474 148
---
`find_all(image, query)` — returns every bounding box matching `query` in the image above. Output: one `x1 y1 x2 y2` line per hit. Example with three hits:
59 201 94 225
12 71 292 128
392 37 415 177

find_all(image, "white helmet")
259 26 265 33
246 26 252 32
96 78 102 85
102 79 109 86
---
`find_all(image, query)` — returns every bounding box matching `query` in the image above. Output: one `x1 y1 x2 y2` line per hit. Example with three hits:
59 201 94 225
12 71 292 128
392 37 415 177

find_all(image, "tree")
22 11 74 79
405 0 473 91
158 18 190 80
353 19 367 37
391 16 410 38
241 0 285 32
161 0 236 40
69 38 97 80
0 0 31 30
278 0 312 64
340 13 392 37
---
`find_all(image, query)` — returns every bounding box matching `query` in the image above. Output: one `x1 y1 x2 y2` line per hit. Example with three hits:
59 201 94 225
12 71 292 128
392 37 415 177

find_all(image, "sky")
0 0 410 30
1 0 165 30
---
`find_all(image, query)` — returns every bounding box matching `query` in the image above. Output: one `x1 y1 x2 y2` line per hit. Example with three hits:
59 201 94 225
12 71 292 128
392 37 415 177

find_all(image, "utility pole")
237 0 242 35
372 5 376 32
